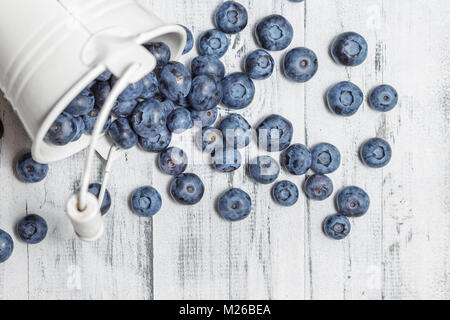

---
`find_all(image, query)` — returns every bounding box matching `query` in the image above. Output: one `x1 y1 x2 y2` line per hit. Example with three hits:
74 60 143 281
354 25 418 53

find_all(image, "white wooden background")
0 0 449 300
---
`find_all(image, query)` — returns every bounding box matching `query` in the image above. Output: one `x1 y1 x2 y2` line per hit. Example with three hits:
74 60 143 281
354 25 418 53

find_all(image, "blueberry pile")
0 1 400 263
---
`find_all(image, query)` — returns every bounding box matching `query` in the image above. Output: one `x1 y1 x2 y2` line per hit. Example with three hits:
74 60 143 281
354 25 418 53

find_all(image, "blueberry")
181 25 194 55
108 118 138 149
88 183 112 216
219 113 252 149
45 112 78 145
138 128 172 153
111 76 144 102
143 42 171 69
198 29 229 58
311 143 341 174
249 155 280 184
245 49 275 80
331 32 368 67
91 81 111 108
304 174 333 201
170 173 205 205
191 107 218 128
0 229 13 263
16 152 49 183
112 99 138 118
360 138 392 168
82 107 112 134
327 81 363 117
337 186 370 218
221 73 255 110
188 75 223 111
284 47 319 83
131 186 162 217
159 62 192 102
215 1 248 34
280 144 312 175
256 15 293 51
200 127 223 154
369 84 398 112
17 214 48 244
212 147 242 173
140 72 159 99
272 180 299 207
167 108 193 133
323 214 351 240
257 114 293 152
130 99 166 138
64 88 95 117
218 188 251 222
191 56 226 81
159 147 188 176
96 70 112 82
71 116 85 142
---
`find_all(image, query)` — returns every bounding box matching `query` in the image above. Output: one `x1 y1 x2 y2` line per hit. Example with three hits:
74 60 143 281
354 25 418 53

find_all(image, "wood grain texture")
0 0 449 300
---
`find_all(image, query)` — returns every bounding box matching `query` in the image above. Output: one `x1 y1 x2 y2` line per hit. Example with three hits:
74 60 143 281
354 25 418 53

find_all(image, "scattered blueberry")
96 70 112 82
166 108 193 133
272 180 299 207
108 118 138 149
311 143 341 174
16 152 49 183
323 214 351 240
159 147 188 176
219 113 252 149
281 144 312 175
337 186 370 218
82 107 112 134
112 99 138 118
248 155 280 184
159 62 192 102
188 75 223 111
112 76 144 102
360 138 392 168
218 188 252 222
45 112 78 146
71 116 85 142
284 47 318 83
88 183 112 216
256 15 293 51
191 55 226 81
17 214 48 244
64 88 95 117
221 73 255 110
200 127 223 154
327 81 363 117
139 129 172 153
245 49 275 80
131 186 162 217
91 81 111 108
331 32 368 67
257 114 293 152
0 229 13 263
304 174 333 201
369 84 398 112
215 1 248 34
130 99 166 138
140 72 159 99
170 173 205 205
213 147 242 173
198 29 229 58
143 42 171 69
190 107 218 128
181 25 194 55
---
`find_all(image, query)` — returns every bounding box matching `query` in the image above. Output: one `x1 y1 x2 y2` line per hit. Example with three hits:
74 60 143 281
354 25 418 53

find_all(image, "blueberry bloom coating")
159 62 192 102
256 15 293 51
170 173 205 205
198 29 230 58
311 143 341 174
130 99 166 138
0 229 13 263
159 147 188 176
331 32 368 67
200 127 223 154
131 186 162 217
215 1 248 34
181 25 194 55
218 188 252 222
140 72 159 99
221 73 255 110
88 183 112 216
249 155 280 184
16 152 48 183
369 84 398 112
96 70 112 82
323 214 351 240
191 107 218 128
17 214 48 244
143 42 171 69
111 76 144 102
304 174 334 201
327 81 363 117
257 114 293 152
245 49 275 80
108 118 138 149
64 88 95 117
71 116 85 142
91 81 111 108
82 107 112 134
167 108 193 133
112 99 138 118
191 55 226 81
138 128 172 153
281 144 312 175
284 47 318 83
213 147 242 173
337 186 370 218
360 138 392 168
272 180 299 207
188 75 223 111
219 113 252 149
45 112 78 146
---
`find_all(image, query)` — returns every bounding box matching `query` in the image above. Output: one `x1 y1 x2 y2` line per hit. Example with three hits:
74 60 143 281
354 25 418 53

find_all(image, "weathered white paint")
0 0 449 300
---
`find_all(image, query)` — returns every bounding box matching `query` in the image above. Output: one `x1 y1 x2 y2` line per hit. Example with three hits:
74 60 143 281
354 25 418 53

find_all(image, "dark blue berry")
198 29 229 58
166 108 193 133
221 73 255 110
159 62 192 102
0 229 13 263
181 25 194 55
82 107 111 134
304 174 333 201
331 32 368 67
219 113 252 149
143 42 171 69
191 107 218 128
111 76 144 102
112 99 138 118
256 15 293 51
212 147 242 173
71 116 85 142
170 173 205 205
91 81 111 108
249 155 280 184
140 72 159 99
218 188 252 222
188 75 223 111
64 88 95 117
215 1 248 34
257 114 293 152
245 49 275 80
337 186 370 218
360 138 392 168
108 118 138 149
88 183 112 216
45 112 78 145
191 56 226 81
131 186 162 217
138 128 172 153
280 144 312 175
17 214 48 244
272 180 299 207
311 143 341 174
159 147 188 176
130 99 166 138
369 85 398 112
323 214 351 240
16 152 48 183
327 81 363 117
284 47 318 83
